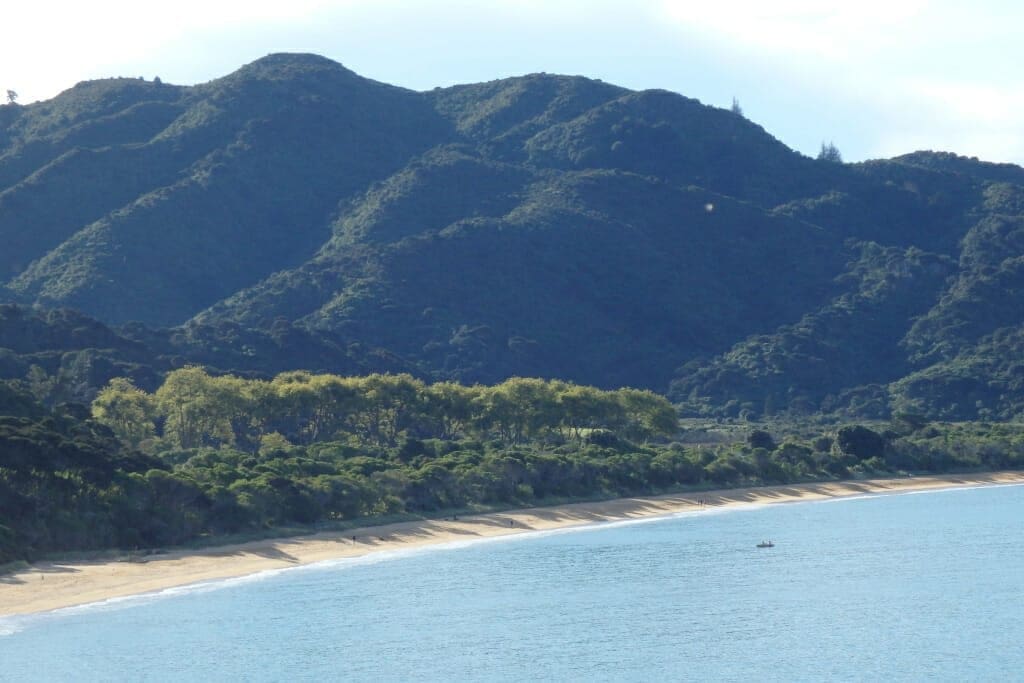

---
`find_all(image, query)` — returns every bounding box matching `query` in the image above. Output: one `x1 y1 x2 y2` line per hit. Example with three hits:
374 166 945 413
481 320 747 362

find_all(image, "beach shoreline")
3 470 1023 618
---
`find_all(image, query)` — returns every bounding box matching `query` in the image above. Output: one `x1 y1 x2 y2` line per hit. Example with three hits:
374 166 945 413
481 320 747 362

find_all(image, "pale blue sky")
3 0 1022 164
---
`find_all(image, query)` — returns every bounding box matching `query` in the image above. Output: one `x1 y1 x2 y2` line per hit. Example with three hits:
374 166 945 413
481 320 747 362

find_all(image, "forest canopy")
91 368 680 453
2 368 1023 566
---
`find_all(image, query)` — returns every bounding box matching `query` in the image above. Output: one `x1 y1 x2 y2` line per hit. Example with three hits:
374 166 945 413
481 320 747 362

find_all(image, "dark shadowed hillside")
4 54 1024 419
197 164 846 388
4 55 452 324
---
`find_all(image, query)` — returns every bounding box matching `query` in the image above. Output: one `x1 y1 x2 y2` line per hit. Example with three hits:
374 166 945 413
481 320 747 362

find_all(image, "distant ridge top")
233 52 357 78
889 150 1024 184
195 51 405 101
206 52 408 94
247 52 350 70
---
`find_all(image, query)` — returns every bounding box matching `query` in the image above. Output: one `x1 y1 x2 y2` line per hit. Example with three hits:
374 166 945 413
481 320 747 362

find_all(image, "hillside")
3 54 1024 419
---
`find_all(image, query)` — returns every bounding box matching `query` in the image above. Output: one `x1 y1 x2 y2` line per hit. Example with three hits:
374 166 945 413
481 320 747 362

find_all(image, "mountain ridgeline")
3 53 1024 420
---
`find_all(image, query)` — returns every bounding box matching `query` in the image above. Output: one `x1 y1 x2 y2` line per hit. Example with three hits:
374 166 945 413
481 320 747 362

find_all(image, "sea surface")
2 483 1023 682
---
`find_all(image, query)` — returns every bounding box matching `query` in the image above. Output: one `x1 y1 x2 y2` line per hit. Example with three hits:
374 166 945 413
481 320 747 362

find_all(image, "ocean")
2 483 1022 681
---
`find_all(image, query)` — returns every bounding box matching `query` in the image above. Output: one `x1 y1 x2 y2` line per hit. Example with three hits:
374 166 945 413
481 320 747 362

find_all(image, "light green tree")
155 367 240 449
555 383 615 440
423 381 480 439
91 377 157 447
353 374 426 446
613 388 679 442
478 378 559 444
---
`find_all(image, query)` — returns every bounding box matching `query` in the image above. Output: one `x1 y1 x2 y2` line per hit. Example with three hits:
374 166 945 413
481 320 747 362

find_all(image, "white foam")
811 492 885 505
807 480 1024 505
0 619 24 636
900 481 1023 495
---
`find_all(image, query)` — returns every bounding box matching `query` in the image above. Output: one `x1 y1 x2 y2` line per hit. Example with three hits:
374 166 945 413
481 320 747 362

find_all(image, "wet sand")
3 471 1023 617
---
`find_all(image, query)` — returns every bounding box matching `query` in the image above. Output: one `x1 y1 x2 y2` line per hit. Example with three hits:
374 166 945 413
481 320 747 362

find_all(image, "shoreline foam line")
2 471 1023 619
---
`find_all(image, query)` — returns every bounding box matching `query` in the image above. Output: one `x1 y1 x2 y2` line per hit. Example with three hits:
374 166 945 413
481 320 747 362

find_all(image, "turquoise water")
2 484 1023 681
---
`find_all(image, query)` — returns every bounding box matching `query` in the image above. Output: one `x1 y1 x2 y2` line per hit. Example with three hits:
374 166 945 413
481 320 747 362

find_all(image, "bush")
833 425 887 460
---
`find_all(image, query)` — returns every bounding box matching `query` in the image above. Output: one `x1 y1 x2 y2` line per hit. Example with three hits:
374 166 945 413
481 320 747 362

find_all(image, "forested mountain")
4 54 1024 420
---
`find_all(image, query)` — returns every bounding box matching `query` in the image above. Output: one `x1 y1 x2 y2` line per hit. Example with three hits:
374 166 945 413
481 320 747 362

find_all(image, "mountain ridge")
3 53 1024 420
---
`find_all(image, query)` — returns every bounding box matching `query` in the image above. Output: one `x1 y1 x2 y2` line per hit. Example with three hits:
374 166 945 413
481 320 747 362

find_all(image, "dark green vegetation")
4 55 1024 563
3 370 1021 564
3 54 1024 418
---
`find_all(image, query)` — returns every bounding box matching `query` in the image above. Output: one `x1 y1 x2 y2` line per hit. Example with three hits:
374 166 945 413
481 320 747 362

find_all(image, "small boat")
756 541 774 548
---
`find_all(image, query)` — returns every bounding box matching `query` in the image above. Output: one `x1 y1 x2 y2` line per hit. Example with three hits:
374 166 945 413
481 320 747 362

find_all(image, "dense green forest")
3 369 1023 565
3 54 1024 419
4 54 1024 565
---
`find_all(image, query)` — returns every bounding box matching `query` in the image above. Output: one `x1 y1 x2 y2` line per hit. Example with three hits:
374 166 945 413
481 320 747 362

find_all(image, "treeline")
4 367 1024 566
90 368 679 453
0 381 164 564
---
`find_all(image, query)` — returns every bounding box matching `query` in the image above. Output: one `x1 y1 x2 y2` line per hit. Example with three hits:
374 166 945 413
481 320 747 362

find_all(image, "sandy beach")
3 470 1023 618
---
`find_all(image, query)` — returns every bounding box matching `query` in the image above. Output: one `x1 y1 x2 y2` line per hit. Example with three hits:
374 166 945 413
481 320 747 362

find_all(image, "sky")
2 0 1022 165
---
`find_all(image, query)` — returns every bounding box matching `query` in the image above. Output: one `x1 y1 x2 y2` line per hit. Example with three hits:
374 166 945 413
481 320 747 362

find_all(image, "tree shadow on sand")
0 563 81 585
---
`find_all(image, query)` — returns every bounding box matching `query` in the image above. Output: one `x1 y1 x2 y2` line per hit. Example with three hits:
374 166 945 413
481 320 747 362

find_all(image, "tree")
259 432 294 457
818 141 843 163
24 365 57 405
270 371 362 445
480 378 559 444
612 388 679 442
747 429 776 451
730 97 743 116
354 373 426 446
155 367 241 449
423 381 479 439
556 383 616 441
889 412 929 437
5 90 17 105
92 377 157 448
833 425 886 460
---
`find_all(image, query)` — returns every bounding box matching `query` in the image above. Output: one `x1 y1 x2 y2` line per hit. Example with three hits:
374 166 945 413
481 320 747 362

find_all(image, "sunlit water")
2 484 1023 681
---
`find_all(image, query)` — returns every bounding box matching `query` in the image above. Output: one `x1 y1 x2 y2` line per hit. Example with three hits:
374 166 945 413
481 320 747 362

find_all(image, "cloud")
871 80 1024 162
656 0 1024 164
913 81 1024 127
0 0 348 101
660 0 930 61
